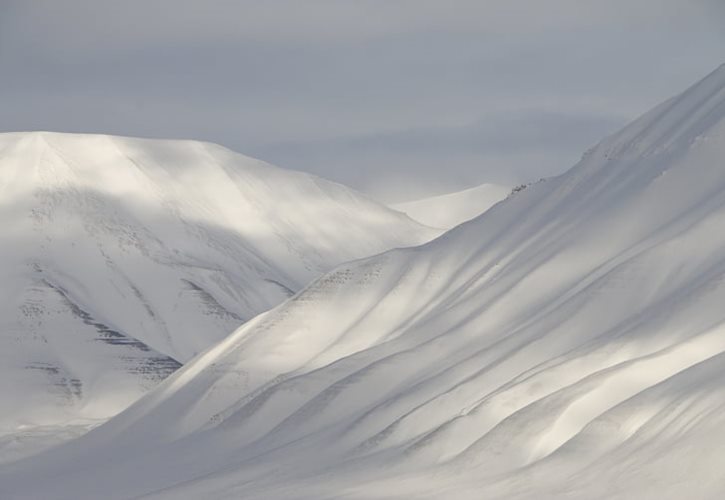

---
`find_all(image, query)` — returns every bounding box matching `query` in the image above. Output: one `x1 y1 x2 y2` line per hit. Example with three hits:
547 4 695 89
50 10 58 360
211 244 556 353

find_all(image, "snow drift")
4 64 725 499
0 132 435 460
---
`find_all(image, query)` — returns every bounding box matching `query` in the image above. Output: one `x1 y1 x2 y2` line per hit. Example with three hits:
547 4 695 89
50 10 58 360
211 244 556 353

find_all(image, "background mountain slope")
392 182 510 229
5 64 725 499
0 132 435 460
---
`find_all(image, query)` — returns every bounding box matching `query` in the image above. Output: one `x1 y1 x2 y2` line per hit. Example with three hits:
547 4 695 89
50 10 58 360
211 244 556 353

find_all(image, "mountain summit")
0 132 435 459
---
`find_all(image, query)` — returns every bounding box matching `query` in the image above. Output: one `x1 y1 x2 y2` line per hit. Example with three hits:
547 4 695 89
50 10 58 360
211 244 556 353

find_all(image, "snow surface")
4 64 725 499
0 132 435 459
392 183 510 229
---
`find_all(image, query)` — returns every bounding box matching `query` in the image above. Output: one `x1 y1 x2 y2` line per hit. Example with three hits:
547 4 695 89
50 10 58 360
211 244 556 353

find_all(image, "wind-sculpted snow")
4 65 725 499
0 132 435 461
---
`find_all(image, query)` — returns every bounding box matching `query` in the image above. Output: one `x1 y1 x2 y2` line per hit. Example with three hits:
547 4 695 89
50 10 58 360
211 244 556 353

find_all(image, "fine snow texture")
392 182 510 229
0 132 435 458
4 64 725 499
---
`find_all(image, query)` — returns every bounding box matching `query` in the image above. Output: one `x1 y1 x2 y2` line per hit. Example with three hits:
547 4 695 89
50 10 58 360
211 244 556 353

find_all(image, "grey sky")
1 1 723 201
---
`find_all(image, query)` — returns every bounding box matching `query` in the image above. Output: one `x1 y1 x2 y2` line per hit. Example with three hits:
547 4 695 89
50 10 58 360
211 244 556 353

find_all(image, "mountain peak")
0 132 436 459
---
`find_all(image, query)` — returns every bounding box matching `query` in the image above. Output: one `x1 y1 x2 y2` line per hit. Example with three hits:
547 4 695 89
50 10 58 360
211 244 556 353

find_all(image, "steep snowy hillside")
393 182 510 229
5 64 725 499
0 132 435 460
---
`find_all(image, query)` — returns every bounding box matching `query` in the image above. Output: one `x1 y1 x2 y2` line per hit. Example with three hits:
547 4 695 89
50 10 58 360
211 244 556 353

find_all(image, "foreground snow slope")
393 182 510 229
0 132 434 453
5 64 725 499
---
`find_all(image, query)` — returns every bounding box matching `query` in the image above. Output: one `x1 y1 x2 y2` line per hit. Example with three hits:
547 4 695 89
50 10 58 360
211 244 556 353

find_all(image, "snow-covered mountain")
0 132 435 459
393 182 510 229
5 63 725 499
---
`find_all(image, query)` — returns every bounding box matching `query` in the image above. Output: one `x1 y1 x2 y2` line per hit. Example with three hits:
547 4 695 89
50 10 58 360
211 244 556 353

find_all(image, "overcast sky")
1 1 723 201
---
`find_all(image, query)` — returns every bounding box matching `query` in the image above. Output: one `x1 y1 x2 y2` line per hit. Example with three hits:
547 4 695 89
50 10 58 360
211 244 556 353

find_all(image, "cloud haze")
1 0 723 200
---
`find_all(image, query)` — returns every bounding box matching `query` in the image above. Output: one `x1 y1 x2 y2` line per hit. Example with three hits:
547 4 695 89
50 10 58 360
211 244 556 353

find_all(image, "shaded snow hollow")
4 64 725 499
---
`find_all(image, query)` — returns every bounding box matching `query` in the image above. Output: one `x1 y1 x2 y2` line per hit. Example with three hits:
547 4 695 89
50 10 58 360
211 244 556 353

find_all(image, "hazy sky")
1 0 723 201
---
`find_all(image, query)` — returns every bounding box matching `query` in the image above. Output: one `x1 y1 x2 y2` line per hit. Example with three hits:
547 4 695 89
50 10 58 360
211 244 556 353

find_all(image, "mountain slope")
0 132 435 459
5 64 725 499
392 182 510 228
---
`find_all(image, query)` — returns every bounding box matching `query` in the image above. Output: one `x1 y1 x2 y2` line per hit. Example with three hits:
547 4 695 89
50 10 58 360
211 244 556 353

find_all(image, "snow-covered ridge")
5 64 725 499
0 131 435 460
392 182 510 229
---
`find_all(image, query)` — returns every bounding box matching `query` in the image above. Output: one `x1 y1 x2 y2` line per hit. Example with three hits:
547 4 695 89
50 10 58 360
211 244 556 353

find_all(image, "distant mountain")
7 64 725 499
393 182 510 229
0 132 436 460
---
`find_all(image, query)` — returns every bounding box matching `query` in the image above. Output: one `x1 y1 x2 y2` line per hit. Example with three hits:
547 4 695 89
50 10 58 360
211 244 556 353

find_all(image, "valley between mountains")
3 64 725 499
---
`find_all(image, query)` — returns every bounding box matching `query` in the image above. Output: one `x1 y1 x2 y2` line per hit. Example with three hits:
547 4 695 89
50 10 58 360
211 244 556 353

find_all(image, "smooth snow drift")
0 132 435 460
4 64 725 499
393 182 510 229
